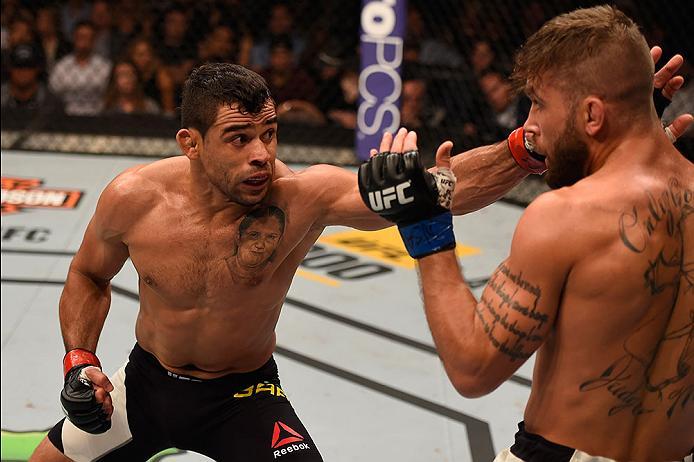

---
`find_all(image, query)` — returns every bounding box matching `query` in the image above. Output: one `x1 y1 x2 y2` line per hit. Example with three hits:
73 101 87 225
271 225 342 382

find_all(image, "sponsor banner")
1 177 83 214
356 0 406 160
319 228 479 269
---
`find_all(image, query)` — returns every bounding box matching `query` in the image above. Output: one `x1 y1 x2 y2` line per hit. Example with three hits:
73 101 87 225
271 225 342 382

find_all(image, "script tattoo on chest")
225 205 286 285
580 178 693 419
475 263 547 362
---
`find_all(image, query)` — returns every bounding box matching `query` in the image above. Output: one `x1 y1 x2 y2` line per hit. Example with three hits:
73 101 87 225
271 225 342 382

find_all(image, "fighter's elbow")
445 357 507 398
450 373 500 398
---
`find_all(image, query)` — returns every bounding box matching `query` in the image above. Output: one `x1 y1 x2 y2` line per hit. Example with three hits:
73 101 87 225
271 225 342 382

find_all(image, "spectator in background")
261 35 316 104
477 68 529 140
7 16 37 49
111 0 144 57
50 21 111 115
1 43 63 113
102 60 159 115
35 6 71 74
325 68 358 129
128 37 175 116
249 2 305 71
60 0 91 42
470 39 496 76
90 0 115 59
156 7 196 96
313 45 346 114
1 0 25 50
203 5 253 65
404 6 463 68
197 24 237 64
400 77 446 130
2 16 41 83
261 35 322 125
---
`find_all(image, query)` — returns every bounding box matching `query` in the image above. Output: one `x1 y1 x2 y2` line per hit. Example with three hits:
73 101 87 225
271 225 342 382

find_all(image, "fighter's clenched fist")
358 128 457 259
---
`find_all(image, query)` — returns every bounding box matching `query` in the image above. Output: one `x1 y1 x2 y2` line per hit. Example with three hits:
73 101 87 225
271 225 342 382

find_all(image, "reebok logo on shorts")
271 421 311 458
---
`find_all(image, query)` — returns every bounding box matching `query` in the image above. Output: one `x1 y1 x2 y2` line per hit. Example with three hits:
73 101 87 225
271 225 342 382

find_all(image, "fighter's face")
200 102 277 206
237 217 283 268
523 81 589 189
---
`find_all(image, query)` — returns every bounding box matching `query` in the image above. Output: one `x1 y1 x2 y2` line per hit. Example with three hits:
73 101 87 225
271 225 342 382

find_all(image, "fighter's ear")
582 96 605 137
176 128 202 159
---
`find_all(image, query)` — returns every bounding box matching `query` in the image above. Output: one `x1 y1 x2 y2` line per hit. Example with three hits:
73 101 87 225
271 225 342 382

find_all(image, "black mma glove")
60 349 111 434
358 150 457 258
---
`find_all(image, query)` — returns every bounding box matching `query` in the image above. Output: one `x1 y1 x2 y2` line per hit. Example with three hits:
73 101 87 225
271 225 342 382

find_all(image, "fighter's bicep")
71 216 129 283
70 178 137 281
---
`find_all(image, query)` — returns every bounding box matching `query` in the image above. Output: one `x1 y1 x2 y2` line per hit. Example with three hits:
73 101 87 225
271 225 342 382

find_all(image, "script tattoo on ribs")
476 263 547 362
580 178 693 418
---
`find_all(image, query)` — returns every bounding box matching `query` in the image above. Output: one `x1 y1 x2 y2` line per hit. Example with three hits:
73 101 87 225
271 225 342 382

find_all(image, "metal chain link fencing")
2 0 692 203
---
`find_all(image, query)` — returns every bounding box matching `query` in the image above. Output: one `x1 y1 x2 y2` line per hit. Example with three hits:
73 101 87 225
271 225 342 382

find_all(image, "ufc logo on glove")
367 181 414 211
358 150 457 258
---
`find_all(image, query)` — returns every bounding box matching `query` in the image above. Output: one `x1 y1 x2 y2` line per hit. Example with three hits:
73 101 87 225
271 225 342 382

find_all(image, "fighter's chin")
230 187 271 206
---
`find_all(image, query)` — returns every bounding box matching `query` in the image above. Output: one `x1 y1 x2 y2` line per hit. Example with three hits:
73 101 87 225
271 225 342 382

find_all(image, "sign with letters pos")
357 0 406 160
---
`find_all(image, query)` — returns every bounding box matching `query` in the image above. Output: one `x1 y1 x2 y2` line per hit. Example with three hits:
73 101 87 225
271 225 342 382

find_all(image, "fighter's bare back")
521 144 694 459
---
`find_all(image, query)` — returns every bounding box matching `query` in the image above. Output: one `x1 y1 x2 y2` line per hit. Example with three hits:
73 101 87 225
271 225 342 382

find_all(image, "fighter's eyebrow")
221 117 278 134
222 123 252 133
525 87 544 104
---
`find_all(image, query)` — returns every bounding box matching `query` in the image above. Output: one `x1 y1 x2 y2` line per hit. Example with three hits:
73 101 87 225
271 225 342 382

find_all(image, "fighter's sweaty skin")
122 156 328 378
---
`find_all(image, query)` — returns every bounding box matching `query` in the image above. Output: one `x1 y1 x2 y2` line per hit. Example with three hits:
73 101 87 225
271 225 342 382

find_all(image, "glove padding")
358 150 457 258
61 350 111 434
507 128 547 174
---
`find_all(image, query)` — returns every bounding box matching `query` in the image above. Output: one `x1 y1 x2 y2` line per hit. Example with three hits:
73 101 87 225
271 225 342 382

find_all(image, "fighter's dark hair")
238 206 286 236
181 63 274 137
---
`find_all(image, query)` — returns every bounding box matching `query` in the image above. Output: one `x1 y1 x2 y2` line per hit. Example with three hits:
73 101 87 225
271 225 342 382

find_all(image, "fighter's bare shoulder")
513 187 584 259
96 157 185 230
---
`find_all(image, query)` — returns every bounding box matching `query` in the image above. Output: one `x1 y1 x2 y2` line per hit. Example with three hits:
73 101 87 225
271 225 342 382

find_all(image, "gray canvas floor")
1 150 534 462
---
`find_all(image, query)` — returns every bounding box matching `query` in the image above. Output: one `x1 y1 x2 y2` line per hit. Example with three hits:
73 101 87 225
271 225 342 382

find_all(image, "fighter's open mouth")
244 175 269 186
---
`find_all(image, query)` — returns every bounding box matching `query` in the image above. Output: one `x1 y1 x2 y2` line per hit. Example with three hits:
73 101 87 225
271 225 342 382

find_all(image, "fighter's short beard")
544 117 590 190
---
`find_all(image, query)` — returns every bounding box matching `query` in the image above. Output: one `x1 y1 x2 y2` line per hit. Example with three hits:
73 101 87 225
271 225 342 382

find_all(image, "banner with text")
357 0 406 160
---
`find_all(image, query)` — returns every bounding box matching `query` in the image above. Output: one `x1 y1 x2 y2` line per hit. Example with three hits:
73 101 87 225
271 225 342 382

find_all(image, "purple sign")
357 0 407 160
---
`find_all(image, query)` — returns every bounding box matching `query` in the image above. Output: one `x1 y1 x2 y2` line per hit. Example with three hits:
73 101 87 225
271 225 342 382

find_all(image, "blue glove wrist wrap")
398 212 456 259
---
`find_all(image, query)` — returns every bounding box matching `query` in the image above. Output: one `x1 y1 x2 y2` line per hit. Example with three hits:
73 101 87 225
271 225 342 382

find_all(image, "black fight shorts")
48 343 323 462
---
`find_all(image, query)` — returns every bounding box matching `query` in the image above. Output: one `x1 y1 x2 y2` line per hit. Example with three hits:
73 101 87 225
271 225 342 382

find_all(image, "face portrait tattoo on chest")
226 205 286 284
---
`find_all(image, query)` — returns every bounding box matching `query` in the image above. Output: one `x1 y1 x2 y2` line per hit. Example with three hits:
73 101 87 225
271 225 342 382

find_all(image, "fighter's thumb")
435 141 453 170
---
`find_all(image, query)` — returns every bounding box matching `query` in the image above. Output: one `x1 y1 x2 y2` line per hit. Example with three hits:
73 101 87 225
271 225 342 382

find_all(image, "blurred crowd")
2 0 692 150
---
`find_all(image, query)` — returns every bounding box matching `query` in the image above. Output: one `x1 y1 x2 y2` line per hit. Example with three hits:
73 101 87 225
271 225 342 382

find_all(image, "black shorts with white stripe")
47 343 323 461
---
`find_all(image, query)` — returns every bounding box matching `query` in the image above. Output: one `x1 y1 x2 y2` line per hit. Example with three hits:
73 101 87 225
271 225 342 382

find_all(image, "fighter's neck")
586 122 667 174
185 166 258 220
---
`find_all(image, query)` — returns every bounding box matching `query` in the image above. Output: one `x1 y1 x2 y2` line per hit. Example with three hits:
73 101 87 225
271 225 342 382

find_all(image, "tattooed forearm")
476 263 546 362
